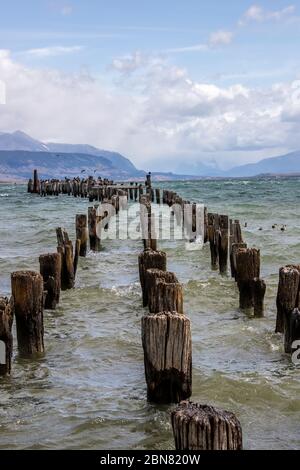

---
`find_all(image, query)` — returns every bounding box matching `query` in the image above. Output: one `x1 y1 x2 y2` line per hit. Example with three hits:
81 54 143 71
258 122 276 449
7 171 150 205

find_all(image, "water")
0 178 299 450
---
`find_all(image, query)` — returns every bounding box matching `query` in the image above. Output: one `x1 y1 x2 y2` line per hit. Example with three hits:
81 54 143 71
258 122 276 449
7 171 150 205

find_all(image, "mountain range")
0 130 299 181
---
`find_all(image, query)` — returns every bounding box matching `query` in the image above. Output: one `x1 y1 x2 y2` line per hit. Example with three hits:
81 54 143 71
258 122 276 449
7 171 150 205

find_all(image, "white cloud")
209 30 234 47
111 51 147 73
0 49 300 171
162 30 233 55
163 43 208 53
24 46 83 58
240 4 296 25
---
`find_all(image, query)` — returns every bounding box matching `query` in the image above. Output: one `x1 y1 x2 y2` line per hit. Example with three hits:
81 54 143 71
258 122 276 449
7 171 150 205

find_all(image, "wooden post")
39 253 61 310
207 213 219 269
0 297 13 376
11 271 44 356
276 265 300 352
27 178 33 193
218 215 229 274
141 312 192 403
138 249 167 307
171 401 243 450
73 239 81 277
56 228 75 290
291 308 300 353
145 269 183 313
236 248 260 309
155 188 161 204
88 207 101 251
253 278 266 317
76 214 88 257
231 242 247 279
33 169 40 194
230 219 244 278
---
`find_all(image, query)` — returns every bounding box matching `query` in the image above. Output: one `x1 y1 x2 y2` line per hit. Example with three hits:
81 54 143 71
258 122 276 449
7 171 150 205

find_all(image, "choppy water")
0 178 299 450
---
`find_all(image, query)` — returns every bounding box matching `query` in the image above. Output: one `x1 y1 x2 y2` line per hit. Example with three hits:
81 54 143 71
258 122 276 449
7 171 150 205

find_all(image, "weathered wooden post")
88 207 101 251
155 188 161 204
0 297 13 375
27 178 33 193
171 401 243 450
138 249 167 306
33 169 40 194
236 248 260 309
253 278 266 317
231 242 247 279
291 308 300 353
236 248 265 316
218 215 229 274
141 312 192 403
76 214 88 257
56 228 75 290
39 253 61 310
146 269 183 314
11 271 44 356
230 219 244 277
276 265 300 352
207 213 219 269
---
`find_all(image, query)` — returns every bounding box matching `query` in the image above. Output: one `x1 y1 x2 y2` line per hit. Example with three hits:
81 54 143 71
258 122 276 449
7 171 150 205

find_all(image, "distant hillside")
225 151 300 177
46 143 139 175
0 150 141 180
0 131 143 179
0 130 49 152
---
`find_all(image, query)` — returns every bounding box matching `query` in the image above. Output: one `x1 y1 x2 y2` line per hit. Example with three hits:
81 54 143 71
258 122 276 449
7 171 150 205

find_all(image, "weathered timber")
236 248 261 310
0 297 13 375
33 169 40 194
39 253 61 309
145 269 182 314
141 312 192 403
290 308 300 353
138 249 167 307
76 214 88 257
207 213 219 269
230 242 247 279
253 278 266 317
73 239 81 277
88 207 101 251
276 265 300 352
56 228 75 290
11 271 44 356
218 215 229 274
155 188 161 204
171 401 243 450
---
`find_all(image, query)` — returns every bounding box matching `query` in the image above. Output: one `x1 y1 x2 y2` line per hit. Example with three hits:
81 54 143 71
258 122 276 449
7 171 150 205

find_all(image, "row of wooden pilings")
137 193 243 450
2 177 299 450
0 190 123 375
27 169 163 204
137 186 299 449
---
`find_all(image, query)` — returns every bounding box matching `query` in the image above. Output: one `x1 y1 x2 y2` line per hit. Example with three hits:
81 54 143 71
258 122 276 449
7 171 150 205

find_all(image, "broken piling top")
171 400 243 450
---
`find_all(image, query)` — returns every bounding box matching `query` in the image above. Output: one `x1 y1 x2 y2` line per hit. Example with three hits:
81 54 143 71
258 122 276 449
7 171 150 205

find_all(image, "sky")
1 0 300 173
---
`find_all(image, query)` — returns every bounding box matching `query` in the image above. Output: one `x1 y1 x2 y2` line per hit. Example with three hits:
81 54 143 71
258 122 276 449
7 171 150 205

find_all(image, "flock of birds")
244 222 287 232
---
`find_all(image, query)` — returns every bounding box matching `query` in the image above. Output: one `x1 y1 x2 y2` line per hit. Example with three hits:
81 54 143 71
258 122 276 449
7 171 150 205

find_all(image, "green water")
0 178 299 449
